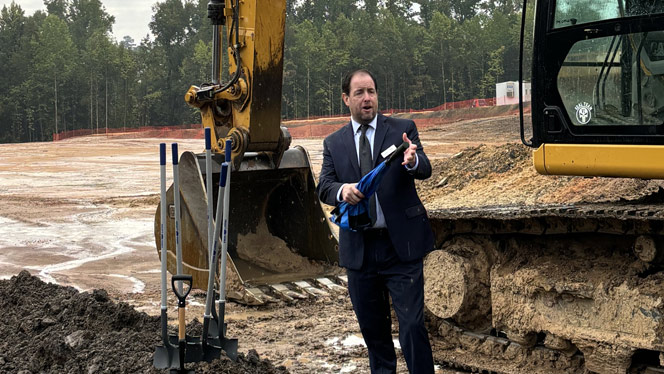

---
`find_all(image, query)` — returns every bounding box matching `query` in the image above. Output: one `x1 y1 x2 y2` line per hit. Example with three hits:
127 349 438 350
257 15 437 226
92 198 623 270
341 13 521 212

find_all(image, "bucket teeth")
232 278 345 305
335 275 349 286
270 283 308 302
293 281 329 297
243 287 277 305
315 277 346 293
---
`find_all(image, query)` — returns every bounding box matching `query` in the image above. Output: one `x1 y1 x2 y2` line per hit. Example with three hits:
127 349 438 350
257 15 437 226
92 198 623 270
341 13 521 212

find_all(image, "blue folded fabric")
330 142 408 232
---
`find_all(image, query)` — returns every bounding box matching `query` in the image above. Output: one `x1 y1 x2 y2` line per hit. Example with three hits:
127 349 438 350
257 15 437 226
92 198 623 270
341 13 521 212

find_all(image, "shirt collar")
351 115 378 135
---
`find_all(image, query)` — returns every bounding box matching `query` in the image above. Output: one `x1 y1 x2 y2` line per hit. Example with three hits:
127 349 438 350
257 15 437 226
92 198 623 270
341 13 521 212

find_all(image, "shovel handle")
171 274 193 306
171 143 179 165
225 139 232 162
386 141 409 165
178 305 187 341
205 127 211 150
172 274 192 342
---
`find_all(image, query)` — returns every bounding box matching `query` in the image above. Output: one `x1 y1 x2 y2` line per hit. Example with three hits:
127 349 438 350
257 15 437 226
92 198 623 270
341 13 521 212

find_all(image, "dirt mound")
418 143 664 210
0 271 288 374
395 104 526 127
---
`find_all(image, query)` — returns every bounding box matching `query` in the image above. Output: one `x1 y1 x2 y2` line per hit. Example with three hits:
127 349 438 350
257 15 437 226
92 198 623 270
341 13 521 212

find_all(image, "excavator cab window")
530 0 664 147
557 32 664 128
552 0 661 28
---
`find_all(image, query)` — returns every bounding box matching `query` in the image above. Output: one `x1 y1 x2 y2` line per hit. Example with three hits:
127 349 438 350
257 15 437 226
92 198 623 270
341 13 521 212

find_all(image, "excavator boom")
155 0 340 304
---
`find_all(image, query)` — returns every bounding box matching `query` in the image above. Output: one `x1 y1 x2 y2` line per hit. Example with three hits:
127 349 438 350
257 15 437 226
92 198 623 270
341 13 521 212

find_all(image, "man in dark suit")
317 69 435 374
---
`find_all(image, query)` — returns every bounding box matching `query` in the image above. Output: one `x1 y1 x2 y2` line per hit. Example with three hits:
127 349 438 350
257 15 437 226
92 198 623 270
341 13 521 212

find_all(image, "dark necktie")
359 124 377 225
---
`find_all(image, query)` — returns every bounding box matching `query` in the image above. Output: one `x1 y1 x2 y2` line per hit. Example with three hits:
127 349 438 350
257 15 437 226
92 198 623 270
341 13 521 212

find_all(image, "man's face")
343 73 378 125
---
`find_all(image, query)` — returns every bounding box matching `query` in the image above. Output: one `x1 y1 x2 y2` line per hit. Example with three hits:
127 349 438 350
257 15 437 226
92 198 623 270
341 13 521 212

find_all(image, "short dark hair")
342 69 378 95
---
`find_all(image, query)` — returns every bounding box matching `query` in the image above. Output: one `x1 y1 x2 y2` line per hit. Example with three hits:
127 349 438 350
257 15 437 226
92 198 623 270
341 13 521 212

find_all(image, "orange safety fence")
53 97 528 141
53 124 204 141
283 97 498 122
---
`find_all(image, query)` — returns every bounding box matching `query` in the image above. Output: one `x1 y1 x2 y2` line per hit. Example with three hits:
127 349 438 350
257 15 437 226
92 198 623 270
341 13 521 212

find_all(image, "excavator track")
428 318 586 374
428 317 664 374
424 203 664 374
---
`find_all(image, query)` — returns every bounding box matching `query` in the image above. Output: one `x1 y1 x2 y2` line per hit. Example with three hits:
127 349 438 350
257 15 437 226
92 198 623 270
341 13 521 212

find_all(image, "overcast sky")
3 0 155 43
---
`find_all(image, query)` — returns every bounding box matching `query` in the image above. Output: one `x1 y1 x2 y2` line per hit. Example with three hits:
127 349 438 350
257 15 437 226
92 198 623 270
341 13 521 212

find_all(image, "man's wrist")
336 183 347 202
404 154 419 171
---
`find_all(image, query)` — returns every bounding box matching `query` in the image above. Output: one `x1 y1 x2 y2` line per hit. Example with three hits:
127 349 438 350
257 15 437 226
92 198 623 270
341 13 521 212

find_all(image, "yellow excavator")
155 0 664 372
154 0 340 305
420 1 664 373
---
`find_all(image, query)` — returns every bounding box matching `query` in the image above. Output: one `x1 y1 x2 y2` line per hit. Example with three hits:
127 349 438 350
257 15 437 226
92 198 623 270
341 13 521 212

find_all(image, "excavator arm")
154 0 340 304
184 0 288 164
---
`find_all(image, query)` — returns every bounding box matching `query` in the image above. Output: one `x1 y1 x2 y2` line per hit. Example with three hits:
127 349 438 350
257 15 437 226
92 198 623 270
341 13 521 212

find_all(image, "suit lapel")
372 114 389 167
342 122 361 178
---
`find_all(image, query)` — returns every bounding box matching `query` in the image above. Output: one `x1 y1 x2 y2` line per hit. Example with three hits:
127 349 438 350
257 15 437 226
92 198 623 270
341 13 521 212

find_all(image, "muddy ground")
1 111 662 373
0 270 288 373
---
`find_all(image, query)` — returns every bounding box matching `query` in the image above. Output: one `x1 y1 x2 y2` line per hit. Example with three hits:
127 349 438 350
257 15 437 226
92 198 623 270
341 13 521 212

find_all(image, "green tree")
428 11 455 104
289 20 321 118
85 30 116 133
181 39 212 86
0 3 27 141
450 0 480 22
150 0 201 123
0 0 531 143
68 0 114 48
480 45 506 97
32 15 76 137
44 0 68 20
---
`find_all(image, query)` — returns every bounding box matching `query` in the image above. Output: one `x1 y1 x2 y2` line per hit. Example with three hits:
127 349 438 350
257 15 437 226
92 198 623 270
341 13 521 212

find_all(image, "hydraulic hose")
214 0 242 95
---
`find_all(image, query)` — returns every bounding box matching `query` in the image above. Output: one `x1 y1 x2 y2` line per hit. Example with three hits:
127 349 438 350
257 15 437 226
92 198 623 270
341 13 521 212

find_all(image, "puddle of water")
341 335 366 347
108 274 145 293
0 138 205 292
0 211 153 289
324 337 339 346
320 362 335 369
326 334 401 350
188 300 205 308
138 269 162 274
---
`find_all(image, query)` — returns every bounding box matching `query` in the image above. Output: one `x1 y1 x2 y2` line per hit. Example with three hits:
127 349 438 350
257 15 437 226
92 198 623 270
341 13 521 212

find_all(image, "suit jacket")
317 113 434 270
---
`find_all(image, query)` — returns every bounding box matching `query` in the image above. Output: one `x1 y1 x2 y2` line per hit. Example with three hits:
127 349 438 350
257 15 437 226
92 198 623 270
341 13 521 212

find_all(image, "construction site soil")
0 271 286 374
2 109 663 374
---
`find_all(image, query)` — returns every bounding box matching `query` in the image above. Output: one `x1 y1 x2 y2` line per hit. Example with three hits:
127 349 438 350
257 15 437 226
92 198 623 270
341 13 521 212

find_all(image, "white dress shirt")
336 116 419 228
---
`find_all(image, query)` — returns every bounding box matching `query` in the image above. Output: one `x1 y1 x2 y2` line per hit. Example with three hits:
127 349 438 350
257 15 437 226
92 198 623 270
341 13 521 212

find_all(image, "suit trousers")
346 229 434 374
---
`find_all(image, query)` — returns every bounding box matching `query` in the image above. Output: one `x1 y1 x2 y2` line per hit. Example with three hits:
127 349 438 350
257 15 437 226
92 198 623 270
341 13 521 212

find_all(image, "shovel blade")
153 344 177 369
155 335 217 369
220 337 239 362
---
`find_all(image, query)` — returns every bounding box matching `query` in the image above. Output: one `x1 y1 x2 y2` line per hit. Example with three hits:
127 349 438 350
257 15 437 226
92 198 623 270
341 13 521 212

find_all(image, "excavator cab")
154 0 340 304
525 0 664 178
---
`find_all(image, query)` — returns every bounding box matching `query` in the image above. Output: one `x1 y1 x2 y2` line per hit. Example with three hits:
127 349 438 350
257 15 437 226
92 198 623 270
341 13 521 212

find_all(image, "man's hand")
402 133 417 167
341 183 365 205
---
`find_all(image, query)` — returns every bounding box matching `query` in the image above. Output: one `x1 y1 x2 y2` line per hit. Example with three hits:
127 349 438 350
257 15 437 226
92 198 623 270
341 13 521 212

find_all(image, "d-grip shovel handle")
172 274 192 344
171 274 193 307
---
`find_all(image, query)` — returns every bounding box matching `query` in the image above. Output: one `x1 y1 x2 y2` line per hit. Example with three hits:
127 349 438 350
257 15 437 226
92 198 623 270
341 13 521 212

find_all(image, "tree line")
0 0 531 143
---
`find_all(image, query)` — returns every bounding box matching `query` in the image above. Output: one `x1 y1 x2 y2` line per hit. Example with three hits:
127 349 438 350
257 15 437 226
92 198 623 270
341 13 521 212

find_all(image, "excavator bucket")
154 147 340 304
